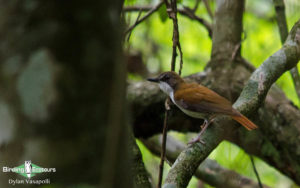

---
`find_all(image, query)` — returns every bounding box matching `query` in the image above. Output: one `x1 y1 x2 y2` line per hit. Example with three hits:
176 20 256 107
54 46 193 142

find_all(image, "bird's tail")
232 114 258 130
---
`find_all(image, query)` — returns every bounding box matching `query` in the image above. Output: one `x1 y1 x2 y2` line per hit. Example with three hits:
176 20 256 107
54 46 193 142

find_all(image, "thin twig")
127 10 142 41
273 0 300 101
231 31 247 61
192 0 201 13
124 4 212 37
125 1 164 35
157 0 184 187
250 155 263 188
169 0 183 74
123 5 153 12
231 42 241 61
178 42 183 75
157 99 170 188
180 6 212 37
203 0 214 19
142 135 271 188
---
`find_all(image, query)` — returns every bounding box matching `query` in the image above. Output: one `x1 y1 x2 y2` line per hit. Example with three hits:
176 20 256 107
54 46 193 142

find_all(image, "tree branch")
142 135 270 188
179 6 212 37
125 1 164 35
127 0 300 185
129 63 300 185
163 0 246 186
234 20 300 114
123 5 212 37
163 19 300 187
290 67 300 100
273 0 300 101
157 0 184 186
132 135 152 188
202 0 214 19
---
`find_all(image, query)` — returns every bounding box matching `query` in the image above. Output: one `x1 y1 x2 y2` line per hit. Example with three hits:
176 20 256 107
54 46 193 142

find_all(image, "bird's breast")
177 106 208 119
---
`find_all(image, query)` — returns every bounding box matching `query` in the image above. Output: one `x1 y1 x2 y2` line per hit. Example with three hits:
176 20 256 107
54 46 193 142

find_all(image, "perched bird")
147 71 258 144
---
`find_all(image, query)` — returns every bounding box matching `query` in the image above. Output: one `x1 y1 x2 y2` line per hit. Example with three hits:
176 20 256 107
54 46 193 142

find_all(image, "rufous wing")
174 83 258 130
174 84 237 116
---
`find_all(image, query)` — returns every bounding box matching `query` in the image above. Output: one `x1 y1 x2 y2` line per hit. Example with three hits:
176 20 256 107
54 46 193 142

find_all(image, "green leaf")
158 4 168 23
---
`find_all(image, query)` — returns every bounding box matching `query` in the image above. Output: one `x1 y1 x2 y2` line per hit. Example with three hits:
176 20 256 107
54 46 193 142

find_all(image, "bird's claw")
188 137 205 145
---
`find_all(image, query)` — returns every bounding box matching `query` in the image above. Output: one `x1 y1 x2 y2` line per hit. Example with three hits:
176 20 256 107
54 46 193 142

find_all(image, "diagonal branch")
273 0 300 101
203 0 214 19
234 20 300 113
142 135 270 188
180 6 212 37
163 19 300 188
123 5 212 37
125 1 164 35
132 135 152 188
128 63 300 185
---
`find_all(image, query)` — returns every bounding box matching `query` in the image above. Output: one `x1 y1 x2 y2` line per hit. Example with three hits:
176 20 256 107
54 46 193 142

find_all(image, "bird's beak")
147 77 159 83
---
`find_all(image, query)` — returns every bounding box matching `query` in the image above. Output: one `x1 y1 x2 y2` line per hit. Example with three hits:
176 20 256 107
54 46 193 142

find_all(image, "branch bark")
163 19 300 188
128 0 300 186
142 135 270 188
273 0 300 101
164 0 246 186
132 135 152 188
129 65 300 185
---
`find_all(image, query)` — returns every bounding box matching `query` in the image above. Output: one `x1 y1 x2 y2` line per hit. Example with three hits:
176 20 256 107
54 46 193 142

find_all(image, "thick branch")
290 67 300 100
132 135 152 188
234 20 300 114
129 65 300 185
164 1 246 186
164 19 300 187
127 1 300 186
273 0 289 43
273 0 300 101
210 0 244 63
142 135 270 188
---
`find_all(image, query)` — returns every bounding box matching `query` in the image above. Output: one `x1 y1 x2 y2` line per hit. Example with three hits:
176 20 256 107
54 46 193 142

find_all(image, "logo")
2 161 56 185
25 161 32 178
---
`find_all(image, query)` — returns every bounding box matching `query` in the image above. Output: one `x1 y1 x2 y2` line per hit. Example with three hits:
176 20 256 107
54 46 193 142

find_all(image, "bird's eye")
164 74 170 80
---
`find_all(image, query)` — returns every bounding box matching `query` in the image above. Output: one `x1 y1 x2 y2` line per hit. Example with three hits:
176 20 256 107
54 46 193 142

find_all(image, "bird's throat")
159 82 174 97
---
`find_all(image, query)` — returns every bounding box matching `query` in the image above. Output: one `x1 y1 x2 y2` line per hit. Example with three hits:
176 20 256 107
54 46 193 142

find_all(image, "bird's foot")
188 136 205 145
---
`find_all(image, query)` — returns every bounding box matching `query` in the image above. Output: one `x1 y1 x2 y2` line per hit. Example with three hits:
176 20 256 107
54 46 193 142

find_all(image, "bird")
147 71 258 144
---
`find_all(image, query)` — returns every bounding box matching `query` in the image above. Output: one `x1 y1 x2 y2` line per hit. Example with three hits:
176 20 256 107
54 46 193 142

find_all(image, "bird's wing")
174 84 238 115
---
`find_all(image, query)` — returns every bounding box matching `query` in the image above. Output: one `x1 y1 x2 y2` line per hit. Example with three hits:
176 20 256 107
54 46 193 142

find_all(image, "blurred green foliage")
126 0 300 187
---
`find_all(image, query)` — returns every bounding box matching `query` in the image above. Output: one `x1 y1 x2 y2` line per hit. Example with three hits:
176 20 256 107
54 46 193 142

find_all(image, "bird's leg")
188 118 214 145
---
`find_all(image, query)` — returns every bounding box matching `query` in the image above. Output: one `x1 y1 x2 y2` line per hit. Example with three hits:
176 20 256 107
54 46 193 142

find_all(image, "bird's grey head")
147 71 184 96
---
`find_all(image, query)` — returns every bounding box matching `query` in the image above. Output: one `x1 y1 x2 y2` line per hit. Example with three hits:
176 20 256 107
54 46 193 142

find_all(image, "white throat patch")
158 81 175 102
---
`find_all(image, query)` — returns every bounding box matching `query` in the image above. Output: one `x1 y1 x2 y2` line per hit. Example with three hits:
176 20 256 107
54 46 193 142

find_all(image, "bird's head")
147 71 184 96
